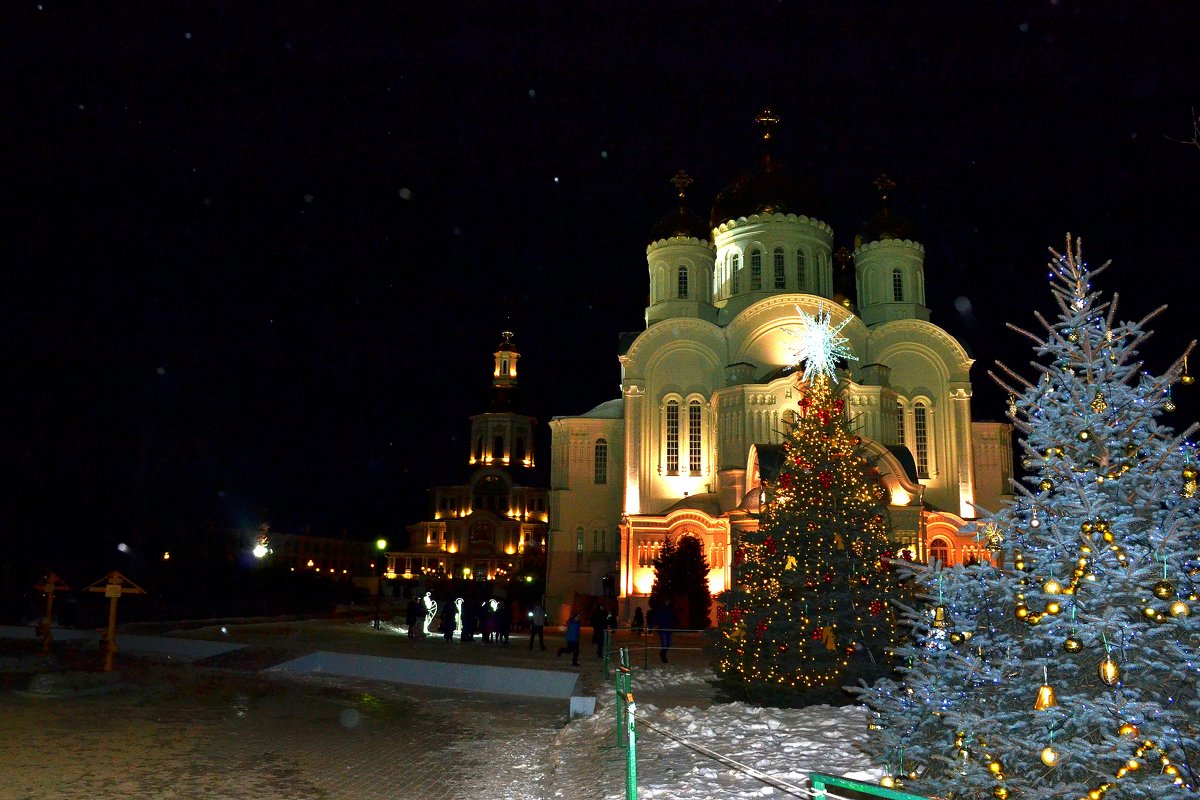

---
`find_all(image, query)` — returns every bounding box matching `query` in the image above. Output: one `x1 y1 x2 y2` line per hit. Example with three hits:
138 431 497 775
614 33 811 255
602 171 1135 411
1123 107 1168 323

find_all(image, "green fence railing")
810 772 928 800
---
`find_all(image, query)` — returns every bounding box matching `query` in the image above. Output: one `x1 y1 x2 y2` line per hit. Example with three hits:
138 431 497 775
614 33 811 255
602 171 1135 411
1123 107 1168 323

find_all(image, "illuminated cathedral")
544 110 1013 624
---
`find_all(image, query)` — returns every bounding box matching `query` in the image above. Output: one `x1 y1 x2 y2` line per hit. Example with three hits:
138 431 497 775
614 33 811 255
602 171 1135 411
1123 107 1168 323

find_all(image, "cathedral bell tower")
469 330 536 468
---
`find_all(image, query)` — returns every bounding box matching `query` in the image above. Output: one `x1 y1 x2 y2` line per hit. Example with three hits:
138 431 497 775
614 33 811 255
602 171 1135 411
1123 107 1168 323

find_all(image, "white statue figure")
422 593 438 637
454 597 465 638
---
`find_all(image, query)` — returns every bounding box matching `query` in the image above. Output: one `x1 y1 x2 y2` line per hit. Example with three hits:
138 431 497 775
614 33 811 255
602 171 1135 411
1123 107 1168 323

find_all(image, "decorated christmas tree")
716 305 900 706
854 236 1200 799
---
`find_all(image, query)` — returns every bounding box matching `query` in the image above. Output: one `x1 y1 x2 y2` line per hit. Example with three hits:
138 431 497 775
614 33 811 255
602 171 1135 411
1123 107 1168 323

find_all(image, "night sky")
8 3 1200 566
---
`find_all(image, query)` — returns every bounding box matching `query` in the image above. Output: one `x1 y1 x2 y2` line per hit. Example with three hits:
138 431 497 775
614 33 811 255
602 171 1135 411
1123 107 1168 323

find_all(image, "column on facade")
950 384 977 518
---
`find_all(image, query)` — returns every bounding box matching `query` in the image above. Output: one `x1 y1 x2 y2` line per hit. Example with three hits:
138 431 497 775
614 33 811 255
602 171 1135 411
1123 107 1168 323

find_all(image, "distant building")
545 111 1013 624
388 332 549 584
258 528 378 579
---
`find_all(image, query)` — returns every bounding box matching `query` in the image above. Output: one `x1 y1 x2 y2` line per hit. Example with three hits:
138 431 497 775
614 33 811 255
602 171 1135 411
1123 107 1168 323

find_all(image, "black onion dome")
858 206 918 245
856 174 919 247
649 205 710 243
650 169 710 244
710 154 823 229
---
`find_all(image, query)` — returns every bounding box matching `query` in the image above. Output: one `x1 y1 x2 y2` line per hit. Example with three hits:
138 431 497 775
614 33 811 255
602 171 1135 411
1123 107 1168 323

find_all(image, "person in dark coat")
440 601 456 642
656 604 679 663
497 600 511 645
591 605 609 658
405 594 420 639
631 606 645 636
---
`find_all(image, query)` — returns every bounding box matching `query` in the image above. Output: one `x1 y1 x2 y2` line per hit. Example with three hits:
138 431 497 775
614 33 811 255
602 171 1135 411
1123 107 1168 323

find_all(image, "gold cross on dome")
670 170 694 200
874 174 895 202
755 107 780 141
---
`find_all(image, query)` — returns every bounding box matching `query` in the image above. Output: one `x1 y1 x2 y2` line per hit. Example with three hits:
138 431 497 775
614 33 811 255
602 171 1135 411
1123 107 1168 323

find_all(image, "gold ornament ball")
1143 606 1158 619
1040 746 1060 767
1046 600 1061 615
880 776 895 788
1170 600 1190 617
1153 580 1175 599
1183 464 1198 481
1118 722 1139 737
1039 478 1054 492
908 771 919 781
994 787 1009 800
1099 656 1120 685
1064 636 1083 653
988 760 1003 774
1081 520 1094 533
1183 374 1196 386
1044 578 1062 594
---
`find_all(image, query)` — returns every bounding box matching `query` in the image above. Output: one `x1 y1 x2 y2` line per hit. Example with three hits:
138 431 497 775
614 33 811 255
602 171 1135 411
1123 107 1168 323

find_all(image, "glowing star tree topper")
785 305 858 382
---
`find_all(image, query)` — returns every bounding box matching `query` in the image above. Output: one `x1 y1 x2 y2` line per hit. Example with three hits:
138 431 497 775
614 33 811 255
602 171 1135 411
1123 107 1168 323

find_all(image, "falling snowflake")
784 304 857 383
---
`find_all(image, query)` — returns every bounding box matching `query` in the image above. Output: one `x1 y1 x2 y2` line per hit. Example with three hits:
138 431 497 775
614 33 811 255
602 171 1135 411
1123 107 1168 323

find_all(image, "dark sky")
7 2 1200 564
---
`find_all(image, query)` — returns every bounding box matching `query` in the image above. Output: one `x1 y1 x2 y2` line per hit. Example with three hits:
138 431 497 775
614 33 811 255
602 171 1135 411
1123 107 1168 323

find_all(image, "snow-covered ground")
460 665 886 800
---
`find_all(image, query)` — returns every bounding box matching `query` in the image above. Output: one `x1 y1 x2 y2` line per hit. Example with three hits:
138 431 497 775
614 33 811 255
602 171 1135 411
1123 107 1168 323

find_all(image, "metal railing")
810 772 928 800
599 639 928 800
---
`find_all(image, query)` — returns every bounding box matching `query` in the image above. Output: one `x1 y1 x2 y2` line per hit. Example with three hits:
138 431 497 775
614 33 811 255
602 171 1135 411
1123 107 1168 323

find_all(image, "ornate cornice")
645 235 716 254
851 237 925 257
712 212 833 237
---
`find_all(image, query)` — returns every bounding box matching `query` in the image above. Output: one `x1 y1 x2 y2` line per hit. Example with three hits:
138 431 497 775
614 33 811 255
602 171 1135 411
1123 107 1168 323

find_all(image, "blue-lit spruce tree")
716 306 900 707
853 236 1200 799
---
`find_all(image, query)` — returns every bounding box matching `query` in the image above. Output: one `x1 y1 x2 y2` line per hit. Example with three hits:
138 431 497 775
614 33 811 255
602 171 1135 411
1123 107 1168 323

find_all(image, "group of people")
403 594 514 645
400 593 682 666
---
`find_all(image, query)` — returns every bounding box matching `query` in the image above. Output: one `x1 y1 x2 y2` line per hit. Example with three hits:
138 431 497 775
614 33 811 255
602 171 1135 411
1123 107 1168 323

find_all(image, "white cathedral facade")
545 112 1013 625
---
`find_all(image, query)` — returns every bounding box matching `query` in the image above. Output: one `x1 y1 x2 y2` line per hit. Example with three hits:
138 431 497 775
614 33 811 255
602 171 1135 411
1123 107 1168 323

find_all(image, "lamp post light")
374 539 388 630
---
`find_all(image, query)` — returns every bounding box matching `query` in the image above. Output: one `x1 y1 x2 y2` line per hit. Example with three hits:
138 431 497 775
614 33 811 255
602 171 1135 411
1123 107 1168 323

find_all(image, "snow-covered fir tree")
716 306 900 707
854 236 1200 800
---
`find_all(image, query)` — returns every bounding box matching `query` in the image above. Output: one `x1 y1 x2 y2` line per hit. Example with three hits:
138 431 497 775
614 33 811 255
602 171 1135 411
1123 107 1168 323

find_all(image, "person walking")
656 603 678 663
528 602 546 650
591 605 609 658
557 612 582 666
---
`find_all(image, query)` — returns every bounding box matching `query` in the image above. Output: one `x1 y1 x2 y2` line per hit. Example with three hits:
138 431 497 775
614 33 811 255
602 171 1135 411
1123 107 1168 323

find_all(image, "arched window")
731 253 741 293
750 249 762 290
929 538 950 566
914 401 930 478
895 399 905 447
493 435 504 461
796 250 806 290
893 268 904 302
677 265 689 299
594 438 608 484
773 248 786 289
475 437 484 461
688 399 702 474
666 400 680 475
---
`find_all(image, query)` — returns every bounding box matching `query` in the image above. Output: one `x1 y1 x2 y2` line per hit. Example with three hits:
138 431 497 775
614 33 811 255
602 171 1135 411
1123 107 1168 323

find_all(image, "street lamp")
374 539 388 629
